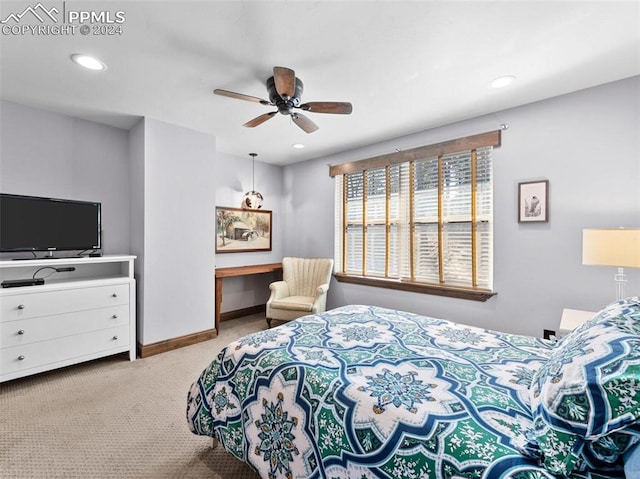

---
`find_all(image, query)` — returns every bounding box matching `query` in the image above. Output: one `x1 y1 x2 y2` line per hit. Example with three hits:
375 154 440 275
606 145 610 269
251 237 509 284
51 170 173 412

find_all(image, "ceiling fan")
213 66 353 133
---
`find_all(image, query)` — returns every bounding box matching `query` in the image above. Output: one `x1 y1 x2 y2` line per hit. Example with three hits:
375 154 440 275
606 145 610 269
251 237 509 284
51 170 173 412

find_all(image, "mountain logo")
1 3 59 24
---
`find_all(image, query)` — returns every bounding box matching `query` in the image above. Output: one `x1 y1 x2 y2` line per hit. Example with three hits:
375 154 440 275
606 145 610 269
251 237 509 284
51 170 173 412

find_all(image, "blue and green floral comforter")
186 305 619 478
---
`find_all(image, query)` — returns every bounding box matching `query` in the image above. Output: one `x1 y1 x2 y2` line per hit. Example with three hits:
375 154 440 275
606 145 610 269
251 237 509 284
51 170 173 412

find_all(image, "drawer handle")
112 293 118 298
18 330 25 335
17 304 25 310
18 355 25 361
112 314 119 319
112 335 118 340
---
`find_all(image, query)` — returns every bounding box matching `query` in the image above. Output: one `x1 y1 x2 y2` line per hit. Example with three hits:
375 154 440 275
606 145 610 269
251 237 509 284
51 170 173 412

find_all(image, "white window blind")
335 146 494 291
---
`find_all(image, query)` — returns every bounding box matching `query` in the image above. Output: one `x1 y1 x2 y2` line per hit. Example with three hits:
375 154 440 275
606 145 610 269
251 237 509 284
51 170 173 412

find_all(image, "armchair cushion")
270 296 315 312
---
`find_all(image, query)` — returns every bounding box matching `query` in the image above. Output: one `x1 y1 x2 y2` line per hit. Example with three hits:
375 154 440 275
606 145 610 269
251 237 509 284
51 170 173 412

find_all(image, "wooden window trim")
385 166 390 277
437 155 445 283
471 149 478 287
334 273 497 302
362 170 367 275
329 130 501 177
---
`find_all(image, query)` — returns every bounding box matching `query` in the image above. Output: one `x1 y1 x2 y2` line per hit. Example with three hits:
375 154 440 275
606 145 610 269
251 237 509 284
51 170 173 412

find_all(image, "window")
331 131 500 301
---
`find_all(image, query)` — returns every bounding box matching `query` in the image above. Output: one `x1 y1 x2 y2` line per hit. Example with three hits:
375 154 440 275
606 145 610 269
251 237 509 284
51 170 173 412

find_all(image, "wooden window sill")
333 273 497 302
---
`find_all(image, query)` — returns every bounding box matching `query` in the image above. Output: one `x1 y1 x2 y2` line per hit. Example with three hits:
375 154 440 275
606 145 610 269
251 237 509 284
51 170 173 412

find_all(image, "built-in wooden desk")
215 263 283 331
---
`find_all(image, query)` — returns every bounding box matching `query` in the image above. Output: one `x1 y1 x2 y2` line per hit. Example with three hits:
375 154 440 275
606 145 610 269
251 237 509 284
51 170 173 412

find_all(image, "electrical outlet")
543 329 556 340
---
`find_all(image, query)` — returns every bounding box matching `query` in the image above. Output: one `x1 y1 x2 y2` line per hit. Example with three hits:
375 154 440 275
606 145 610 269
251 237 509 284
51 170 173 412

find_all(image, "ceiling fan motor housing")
267 76 304 115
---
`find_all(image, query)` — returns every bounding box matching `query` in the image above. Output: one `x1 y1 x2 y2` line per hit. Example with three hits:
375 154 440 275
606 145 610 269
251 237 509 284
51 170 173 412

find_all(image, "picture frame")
518 180 549 223
216 206 272 253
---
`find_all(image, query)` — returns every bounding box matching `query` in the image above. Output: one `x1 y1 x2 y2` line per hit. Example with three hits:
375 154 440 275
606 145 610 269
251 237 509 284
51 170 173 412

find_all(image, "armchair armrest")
268 280 290 301
314 283 329 299
309 283 330 314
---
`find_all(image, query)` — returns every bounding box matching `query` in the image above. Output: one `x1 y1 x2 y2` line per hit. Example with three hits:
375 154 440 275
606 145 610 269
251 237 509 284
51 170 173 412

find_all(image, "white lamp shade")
582 228 640 268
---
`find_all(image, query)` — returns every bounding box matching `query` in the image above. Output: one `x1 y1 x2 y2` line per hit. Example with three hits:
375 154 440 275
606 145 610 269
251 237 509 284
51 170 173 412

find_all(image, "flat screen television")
0 193 101 254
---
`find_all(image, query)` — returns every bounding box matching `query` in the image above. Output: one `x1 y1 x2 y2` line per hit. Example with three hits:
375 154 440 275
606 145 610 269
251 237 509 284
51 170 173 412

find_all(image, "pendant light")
242 153 264 209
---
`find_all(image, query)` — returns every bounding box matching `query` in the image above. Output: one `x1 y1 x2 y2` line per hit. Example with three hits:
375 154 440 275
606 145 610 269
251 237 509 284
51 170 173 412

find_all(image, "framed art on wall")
518 180 549 223
215 206 272 253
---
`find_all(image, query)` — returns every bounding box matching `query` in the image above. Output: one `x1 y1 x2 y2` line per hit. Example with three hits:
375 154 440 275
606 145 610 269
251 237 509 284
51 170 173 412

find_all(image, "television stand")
0 255 136 382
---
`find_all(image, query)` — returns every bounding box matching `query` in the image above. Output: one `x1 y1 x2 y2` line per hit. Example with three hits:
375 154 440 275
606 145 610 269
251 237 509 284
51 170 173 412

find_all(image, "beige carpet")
0 314 265 479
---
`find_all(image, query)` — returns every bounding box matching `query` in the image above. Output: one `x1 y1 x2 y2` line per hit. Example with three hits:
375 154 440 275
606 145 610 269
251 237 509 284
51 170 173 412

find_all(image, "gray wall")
0 101 130 257
128 120 146 340
131 118 217 345
213 151 284 313
281 77 640 338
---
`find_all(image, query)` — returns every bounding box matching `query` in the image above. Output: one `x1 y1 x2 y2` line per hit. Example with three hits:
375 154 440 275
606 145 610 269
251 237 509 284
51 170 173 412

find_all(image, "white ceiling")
1 1 639 165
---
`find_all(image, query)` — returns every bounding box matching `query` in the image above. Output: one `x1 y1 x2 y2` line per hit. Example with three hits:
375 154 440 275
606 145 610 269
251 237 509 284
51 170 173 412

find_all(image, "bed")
187 299 640 479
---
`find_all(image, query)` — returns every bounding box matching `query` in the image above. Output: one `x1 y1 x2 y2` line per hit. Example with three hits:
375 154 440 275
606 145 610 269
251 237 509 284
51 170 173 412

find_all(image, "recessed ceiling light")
491 75 516 88
292 143 305 149
71 54 107 71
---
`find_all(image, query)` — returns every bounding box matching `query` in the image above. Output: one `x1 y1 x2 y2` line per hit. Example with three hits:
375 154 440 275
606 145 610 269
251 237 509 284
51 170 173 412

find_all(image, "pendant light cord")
249 153 257 192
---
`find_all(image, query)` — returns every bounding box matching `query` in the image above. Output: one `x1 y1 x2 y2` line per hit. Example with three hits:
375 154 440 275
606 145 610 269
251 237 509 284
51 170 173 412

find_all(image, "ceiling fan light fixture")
71 54 107 71
491 75 516 88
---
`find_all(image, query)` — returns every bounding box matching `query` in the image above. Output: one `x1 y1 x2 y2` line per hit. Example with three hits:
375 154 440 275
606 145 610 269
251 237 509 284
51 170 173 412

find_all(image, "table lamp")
582 228 640 300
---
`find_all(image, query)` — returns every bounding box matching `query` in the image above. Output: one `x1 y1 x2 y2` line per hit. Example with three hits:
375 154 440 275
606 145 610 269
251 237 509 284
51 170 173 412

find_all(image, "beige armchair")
266 257 334 327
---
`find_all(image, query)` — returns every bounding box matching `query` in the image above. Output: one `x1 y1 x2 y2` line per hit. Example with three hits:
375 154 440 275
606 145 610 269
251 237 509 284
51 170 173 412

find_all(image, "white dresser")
0 255 136 383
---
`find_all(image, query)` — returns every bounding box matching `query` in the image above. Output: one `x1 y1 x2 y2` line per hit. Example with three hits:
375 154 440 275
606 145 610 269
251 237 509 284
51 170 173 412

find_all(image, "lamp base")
614 267 627 301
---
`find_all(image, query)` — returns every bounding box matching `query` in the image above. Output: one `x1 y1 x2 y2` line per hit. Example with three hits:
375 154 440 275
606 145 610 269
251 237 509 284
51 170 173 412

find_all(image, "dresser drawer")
0 284 129 322
1 324 130 377
1 304 130 349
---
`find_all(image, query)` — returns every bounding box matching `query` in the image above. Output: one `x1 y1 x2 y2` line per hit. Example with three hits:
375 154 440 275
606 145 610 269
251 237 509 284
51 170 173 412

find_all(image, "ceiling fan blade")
292 113 319 133
213 89 271 105
299 102 353 114
273 66 296 98
243 111 277 128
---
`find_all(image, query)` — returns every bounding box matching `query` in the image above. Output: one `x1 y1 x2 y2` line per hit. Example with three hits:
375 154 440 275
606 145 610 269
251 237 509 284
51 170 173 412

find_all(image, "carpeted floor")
0 314 265 479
